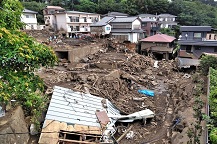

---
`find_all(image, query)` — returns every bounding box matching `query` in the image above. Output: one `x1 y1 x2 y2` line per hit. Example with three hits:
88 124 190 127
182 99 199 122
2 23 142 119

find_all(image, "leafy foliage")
0 0 57 127
200 55 217 75
209 68 217 143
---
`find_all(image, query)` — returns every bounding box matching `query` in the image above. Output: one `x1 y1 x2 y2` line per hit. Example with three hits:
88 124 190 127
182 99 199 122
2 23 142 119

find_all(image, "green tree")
200 55 217 75
0 0 57 127
74 0 98 13
22 1 46 24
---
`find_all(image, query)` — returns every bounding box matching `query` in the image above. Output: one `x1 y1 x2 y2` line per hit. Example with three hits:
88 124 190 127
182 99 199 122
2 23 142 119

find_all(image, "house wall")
104 24 112 34
141 22 158 36
132 33 138 43
55 14 67 31
21 13 38 30
180 31 207 41
112 33 130 41
180 45 217 58
141 42 172 52
132 19 141 30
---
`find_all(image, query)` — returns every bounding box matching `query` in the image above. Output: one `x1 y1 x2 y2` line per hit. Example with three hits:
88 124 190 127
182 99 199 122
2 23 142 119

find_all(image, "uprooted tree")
0 0 57 127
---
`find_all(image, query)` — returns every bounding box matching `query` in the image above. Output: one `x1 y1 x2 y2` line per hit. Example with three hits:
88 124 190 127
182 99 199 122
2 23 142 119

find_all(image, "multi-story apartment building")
43 6 100 36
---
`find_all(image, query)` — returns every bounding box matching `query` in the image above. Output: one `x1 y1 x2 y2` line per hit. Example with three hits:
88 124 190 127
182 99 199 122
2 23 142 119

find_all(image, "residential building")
21 9 38 30
139 33 176 60
140 18 159 36
109 17 144 43
138 14 157 21
90 16 114 36
157 14 177 28
177 26 217 68
43 6 100 36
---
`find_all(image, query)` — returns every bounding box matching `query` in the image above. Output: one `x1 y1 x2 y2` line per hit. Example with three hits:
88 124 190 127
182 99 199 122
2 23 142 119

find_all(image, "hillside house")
43 6 100 36
157 14 177 28
21 9 38 30
109 17 144 43
139 33 176 60
90 16 114 36
140 18 159 36
177 26 217 68
102 11 129 18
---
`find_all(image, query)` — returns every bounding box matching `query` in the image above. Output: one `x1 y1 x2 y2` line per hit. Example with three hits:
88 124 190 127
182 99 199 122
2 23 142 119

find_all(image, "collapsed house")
38 86 155 144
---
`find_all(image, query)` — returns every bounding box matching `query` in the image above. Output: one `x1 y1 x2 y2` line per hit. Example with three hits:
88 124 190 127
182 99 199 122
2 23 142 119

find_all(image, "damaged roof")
45 86 121 128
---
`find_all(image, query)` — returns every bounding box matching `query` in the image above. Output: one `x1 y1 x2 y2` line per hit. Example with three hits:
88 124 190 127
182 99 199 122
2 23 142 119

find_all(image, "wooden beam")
59 139 97 144
117 125 133 143
60 131 101 137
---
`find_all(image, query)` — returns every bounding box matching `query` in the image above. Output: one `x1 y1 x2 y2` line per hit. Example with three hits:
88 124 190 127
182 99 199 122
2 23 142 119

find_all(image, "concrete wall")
68 46 101 62
56 45 101 63
56 14 67 31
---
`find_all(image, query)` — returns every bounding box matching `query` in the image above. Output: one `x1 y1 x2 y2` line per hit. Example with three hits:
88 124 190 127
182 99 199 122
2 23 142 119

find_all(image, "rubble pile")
37 51 195 143
32 31 196 143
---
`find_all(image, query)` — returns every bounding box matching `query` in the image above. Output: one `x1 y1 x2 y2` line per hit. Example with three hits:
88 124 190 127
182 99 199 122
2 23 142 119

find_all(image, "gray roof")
111 16 138 23
141 18 157 22
177 57 200 68
104 11 129 17
23 9 38 14
111 29 144 33
180 26 212 32
90 16 114 26
178 40 217 46
44 86 121 128
158 14 177 17
138 14 156 18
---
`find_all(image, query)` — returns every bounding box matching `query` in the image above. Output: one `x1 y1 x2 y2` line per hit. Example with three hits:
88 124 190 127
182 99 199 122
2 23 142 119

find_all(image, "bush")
200 55 217 75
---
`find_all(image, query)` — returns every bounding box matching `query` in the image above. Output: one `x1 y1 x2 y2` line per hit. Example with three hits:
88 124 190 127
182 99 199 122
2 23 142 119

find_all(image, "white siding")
56 14 67 31
104 24 111 34
132 33 138 43
132 19 141 30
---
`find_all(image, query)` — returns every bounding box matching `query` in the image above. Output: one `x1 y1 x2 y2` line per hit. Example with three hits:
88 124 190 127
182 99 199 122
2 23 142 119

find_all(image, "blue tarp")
138 89 155 97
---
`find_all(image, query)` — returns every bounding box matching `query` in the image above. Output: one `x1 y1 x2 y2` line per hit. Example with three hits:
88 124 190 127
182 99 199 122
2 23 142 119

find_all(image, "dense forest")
22 0 217 27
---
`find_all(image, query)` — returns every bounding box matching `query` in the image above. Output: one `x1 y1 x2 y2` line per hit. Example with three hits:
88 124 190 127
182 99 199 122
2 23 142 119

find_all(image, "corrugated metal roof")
23 9 38 14
111 16 138 23
45 86 121 128
177 57 200 68
180 26 212 32
90 16 114 26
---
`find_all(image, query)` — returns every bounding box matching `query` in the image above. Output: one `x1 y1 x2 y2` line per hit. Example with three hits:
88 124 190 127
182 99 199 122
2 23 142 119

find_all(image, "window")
70 26 73 31
76 26 79 31
106 27 110 30
142 23 147 27
194 33 202 38
214 48 217 52
186 46 192 53
195 46 201 50
83 17 87 22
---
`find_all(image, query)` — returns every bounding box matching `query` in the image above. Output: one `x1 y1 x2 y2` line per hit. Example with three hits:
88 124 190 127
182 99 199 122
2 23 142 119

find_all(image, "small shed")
140 33 176 60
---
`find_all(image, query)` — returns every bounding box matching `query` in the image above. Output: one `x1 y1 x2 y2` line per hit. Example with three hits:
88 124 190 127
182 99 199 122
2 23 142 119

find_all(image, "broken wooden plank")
117 125 133 143
59 139 96 144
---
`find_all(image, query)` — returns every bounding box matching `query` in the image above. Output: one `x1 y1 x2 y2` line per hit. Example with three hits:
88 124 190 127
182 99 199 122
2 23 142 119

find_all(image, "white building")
21 9 38 30
109 17 144 43
43 6 100 36
157 14 177 28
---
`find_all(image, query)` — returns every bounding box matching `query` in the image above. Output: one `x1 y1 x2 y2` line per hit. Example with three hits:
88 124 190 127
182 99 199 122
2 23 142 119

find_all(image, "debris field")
27 30 197 144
